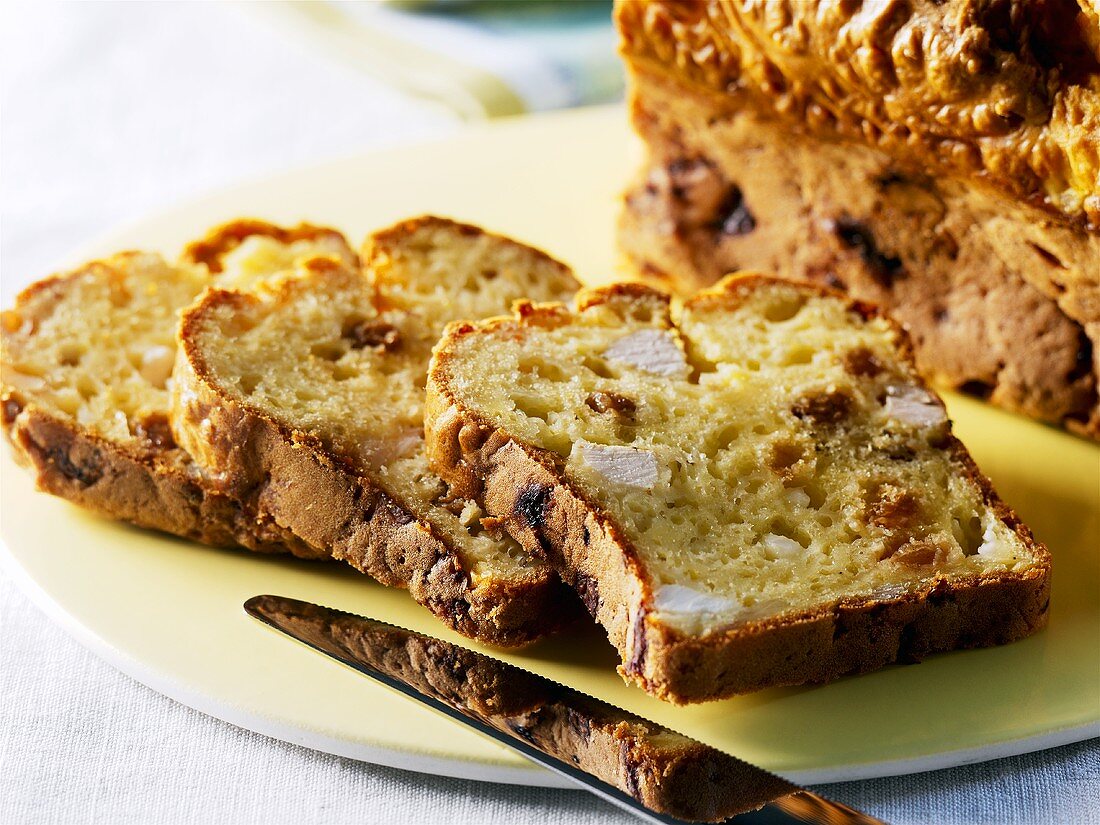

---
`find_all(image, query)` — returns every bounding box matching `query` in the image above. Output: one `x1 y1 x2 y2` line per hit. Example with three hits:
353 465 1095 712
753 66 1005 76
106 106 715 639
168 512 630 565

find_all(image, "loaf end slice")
426 274 1051 702
0 221 355 554
173 217 583 646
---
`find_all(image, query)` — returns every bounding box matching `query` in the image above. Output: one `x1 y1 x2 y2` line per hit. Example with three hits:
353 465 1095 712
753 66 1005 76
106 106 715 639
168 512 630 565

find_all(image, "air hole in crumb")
239 374 261 395
708 423 741 454
333 363 358 381
58 344 85 367
684 341 719 382
107 282 132 308
1027 242 1066 269
534 361 570 382
75 375 97 401
311 342 345 361
763 295 806 323
582 356 615 379
953 514 984 555
768 518 811 548
784 346 814 366
511 395 553 423
769 441 803 475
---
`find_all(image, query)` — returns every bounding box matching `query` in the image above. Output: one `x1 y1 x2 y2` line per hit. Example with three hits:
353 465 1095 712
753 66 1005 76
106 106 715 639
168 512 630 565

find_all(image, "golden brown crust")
366 214 572 270
616 0 1100 226
1 401 318 555
618 62 1100 438
174 280 578 648
182 219 359 273
425 274 1052 703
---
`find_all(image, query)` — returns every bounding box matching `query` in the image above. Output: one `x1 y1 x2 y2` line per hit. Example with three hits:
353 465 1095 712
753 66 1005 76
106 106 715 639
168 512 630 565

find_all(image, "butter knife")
244 595 883 825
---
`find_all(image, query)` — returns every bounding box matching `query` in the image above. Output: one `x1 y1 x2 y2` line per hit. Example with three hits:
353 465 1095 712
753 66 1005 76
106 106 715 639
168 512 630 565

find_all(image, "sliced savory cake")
426 274 1051 701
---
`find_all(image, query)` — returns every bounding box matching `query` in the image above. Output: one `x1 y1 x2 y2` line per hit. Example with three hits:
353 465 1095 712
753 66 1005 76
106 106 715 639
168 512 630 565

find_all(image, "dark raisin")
135 413 176 450
2 396 23 425
574 573 601 617
515 484 550 528
566 708 591 739
506 720 536 742
791 389 853 425
46 446 102 486
619 740 643 799
713 186 756 236
867 483 920 529
843 347 883 378
585 391 636 421
891 539 947 567
833 217 904 286
769 441 804 477
625 609 648 676
345 320 401 352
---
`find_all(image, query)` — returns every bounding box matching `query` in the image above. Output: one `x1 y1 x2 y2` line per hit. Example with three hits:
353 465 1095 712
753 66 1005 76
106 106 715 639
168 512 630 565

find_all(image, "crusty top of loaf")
616 0 1100 227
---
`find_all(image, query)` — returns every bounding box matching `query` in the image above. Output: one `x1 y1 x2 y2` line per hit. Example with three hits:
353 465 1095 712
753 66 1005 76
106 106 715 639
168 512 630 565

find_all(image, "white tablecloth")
2 4 1096 823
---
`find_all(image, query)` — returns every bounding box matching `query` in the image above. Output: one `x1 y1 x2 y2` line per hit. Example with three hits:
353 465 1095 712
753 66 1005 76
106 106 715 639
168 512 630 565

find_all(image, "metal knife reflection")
244 595 883 825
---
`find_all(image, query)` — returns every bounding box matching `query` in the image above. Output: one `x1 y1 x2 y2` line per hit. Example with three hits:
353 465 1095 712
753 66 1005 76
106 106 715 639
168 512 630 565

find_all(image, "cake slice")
0 220 355 553
425 274 1051 702
172 217 583 645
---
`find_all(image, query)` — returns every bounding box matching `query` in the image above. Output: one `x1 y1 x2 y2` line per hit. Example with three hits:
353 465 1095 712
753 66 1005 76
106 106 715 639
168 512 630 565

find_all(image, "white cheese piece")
602 329 690 378
140 345 175 389
654 584 737 618
869 583 909 601
884 386 947 428
762 533 804 560
733 598 790 623
577 441 658 489
362 427 423 470
976 521 1012 559
784 487 811 509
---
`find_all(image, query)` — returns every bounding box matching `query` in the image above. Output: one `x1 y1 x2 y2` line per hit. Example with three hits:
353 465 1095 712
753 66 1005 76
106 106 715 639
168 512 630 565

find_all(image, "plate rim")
3 525 1096 788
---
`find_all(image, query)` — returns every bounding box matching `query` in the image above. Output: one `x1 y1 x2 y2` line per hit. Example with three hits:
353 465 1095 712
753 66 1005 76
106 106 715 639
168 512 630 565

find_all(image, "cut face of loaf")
0 221 355 552
426 275 1051 702
173 217 583 646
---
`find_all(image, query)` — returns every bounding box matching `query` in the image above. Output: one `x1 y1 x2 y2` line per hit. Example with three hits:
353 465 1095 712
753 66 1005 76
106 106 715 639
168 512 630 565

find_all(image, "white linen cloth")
1 4 1096 823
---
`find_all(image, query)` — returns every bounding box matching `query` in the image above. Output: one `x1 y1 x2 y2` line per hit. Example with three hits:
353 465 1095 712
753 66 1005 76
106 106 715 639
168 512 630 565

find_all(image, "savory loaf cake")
173 217 583 646
0 221 355 552
425 275 1051 702
616 0 1100 438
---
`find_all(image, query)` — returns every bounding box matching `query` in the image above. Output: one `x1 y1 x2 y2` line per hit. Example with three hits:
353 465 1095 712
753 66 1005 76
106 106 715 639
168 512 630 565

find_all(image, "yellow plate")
2 106 1097 786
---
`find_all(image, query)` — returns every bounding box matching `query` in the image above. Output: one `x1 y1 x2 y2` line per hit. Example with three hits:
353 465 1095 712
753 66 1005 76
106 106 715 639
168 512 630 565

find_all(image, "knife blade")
244 595 883 825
